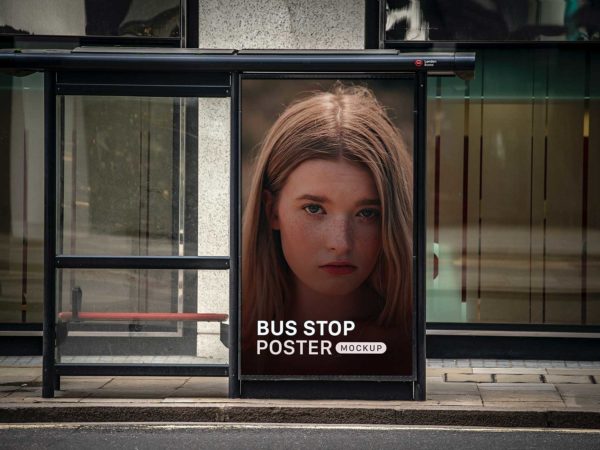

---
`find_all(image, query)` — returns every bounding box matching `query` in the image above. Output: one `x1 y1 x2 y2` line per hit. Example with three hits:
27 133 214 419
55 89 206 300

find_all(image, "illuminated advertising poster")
241 78 414 378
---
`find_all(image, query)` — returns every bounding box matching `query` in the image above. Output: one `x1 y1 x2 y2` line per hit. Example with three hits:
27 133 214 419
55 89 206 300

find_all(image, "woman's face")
267 158 382 297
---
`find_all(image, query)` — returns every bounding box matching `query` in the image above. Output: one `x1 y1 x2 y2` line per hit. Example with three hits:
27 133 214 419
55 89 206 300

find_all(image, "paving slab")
545 375 592 384
101 378 187 390
554 384 600 398
0 368 42 377
425 394 483 406
478 383 557 390
445 373 493 383
482 401 566 409
78 398 169 404
426 381 480 395
479 387 563 403
86 390 180 399
545 368 600 376
425 368 472 376
472 368 547 374
0 375 39 384
563 397 600 408
495 374 543 383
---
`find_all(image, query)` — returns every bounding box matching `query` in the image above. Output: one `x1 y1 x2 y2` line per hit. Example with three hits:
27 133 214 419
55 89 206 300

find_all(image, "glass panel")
0 0 181 37
589 52 600 324
427 48 600 325
56 269 229 365
385 0 600 42
58 95 230 257
0 72 44 323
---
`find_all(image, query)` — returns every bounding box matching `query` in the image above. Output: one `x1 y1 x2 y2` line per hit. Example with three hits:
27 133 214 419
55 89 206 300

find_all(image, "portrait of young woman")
241 79 414 377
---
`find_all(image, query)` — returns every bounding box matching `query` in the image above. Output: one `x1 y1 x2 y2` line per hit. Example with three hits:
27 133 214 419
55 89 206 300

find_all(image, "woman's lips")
319 263 357 275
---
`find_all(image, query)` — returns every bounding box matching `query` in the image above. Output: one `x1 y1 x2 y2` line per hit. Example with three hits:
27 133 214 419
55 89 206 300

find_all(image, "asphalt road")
1 423 599 449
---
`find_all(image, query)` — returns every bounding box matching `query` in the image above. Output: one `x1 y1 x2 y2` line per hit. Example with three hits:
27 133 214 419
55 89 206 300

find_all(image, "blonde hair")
242 84 413 341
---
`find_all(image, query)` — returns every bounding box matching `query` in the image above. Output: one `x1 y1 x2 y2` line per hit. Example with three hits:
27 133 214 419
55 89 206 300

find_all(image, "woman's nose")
326 216 353 254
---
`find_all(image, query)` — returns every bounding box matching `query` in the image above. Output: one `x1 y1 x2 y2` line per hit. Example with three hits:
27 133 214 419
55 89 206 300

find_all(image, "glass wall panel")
385 0 600 42
0 72 44 323
427 48 600 325
59 95 230 258
56 269 229 364
0 0 181 38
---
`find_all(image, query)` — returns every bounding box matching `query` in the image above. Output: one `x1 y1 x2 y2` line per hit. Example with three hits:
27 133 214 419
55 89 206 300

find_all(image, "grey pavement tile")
162 397 230 403
472 368 547 374
426 381 479 395
426 394 483 406
60 376 114 383
86 390 178 399
468 359 484 367
563 397 600 408
0 375 39 384
425 375 444 382
426 368 472 377
180 377 228 388
79 398 165 403
546 368 600 376
549 361 568 368
446 373 493 383
0 385 20 392
0 367 42 377
478 383 557 391
494 374 543 383
579 361 600 367
54 390 93 399
545 374 592 384
27 397 84 403
102 378 187 390
170 388 228 398
554 384 600 398
479 389 563 403
482 401 565 409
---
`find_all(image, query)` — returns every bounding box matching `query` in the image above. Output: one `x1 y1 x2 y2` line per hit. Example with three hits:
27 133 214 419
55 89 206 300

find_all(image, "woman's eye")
304 204 324 214
357 208 380 219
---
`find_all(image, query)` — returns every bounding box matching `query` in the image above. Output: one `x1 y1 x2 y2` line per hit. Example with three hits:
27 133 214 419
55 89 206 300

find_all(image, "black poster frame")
0 49 473 400
237 73 421 400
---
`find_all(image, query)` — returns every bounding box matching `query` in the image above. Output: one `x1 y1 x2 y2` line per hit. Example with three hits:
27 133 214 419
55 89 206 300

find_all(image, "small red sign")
415 59 423 67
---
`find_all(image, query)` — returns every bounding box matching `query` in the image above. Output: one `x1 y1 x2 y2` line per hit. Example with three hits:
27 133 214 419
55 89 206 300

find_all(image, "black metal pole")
185 0 199 49
364 0 381 49
42 71 57 399
414 70 428 401
229 72 240 398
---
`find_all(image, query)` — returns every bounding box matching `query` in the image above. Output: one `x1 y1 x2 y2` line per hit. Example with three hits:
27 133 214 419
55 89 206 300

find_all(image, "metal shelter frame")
0 48 475 400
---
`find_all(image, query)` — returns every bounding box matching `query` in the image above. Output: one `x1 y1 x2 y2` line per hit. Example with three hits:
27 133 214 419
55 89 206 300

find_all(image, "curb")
1 405 599 429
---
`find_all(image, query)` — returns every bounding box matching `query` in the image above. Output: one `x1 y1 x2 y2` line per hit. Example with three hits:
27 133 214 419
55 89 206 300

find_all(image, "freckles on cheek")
280 214 320 248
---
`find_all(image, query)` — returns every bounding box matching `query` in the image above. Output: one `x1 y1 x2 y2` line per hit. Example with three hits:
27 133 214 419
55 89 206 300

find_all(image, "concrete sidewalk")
1 358 599 428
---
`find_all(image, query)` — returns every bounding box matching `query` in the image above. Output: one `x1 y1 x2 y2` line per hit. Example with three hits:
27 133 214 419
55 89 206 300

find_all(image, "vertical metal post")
414 70 427 401
364 0 381 49
229 73 240 398
42 71 57 398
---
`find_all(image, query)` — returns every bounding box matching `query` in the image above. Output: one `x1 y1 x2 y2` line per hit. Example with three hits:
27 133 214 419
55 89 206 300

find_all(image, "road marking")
1 423 599 434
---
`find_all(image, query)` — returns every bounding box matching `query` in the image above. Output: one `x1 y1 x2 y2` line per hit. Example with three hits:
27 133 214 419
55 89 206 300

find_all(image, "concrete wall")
195 0 365 360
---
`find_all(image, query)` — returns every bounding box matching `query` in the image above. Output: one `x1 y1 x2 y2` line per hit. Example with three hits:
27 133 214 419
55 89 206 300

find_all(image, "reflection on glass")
0 0 180 37
0 73 44 323
56 269 229 364
426 49 600 325
59 96 183 256
386 0 600 42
